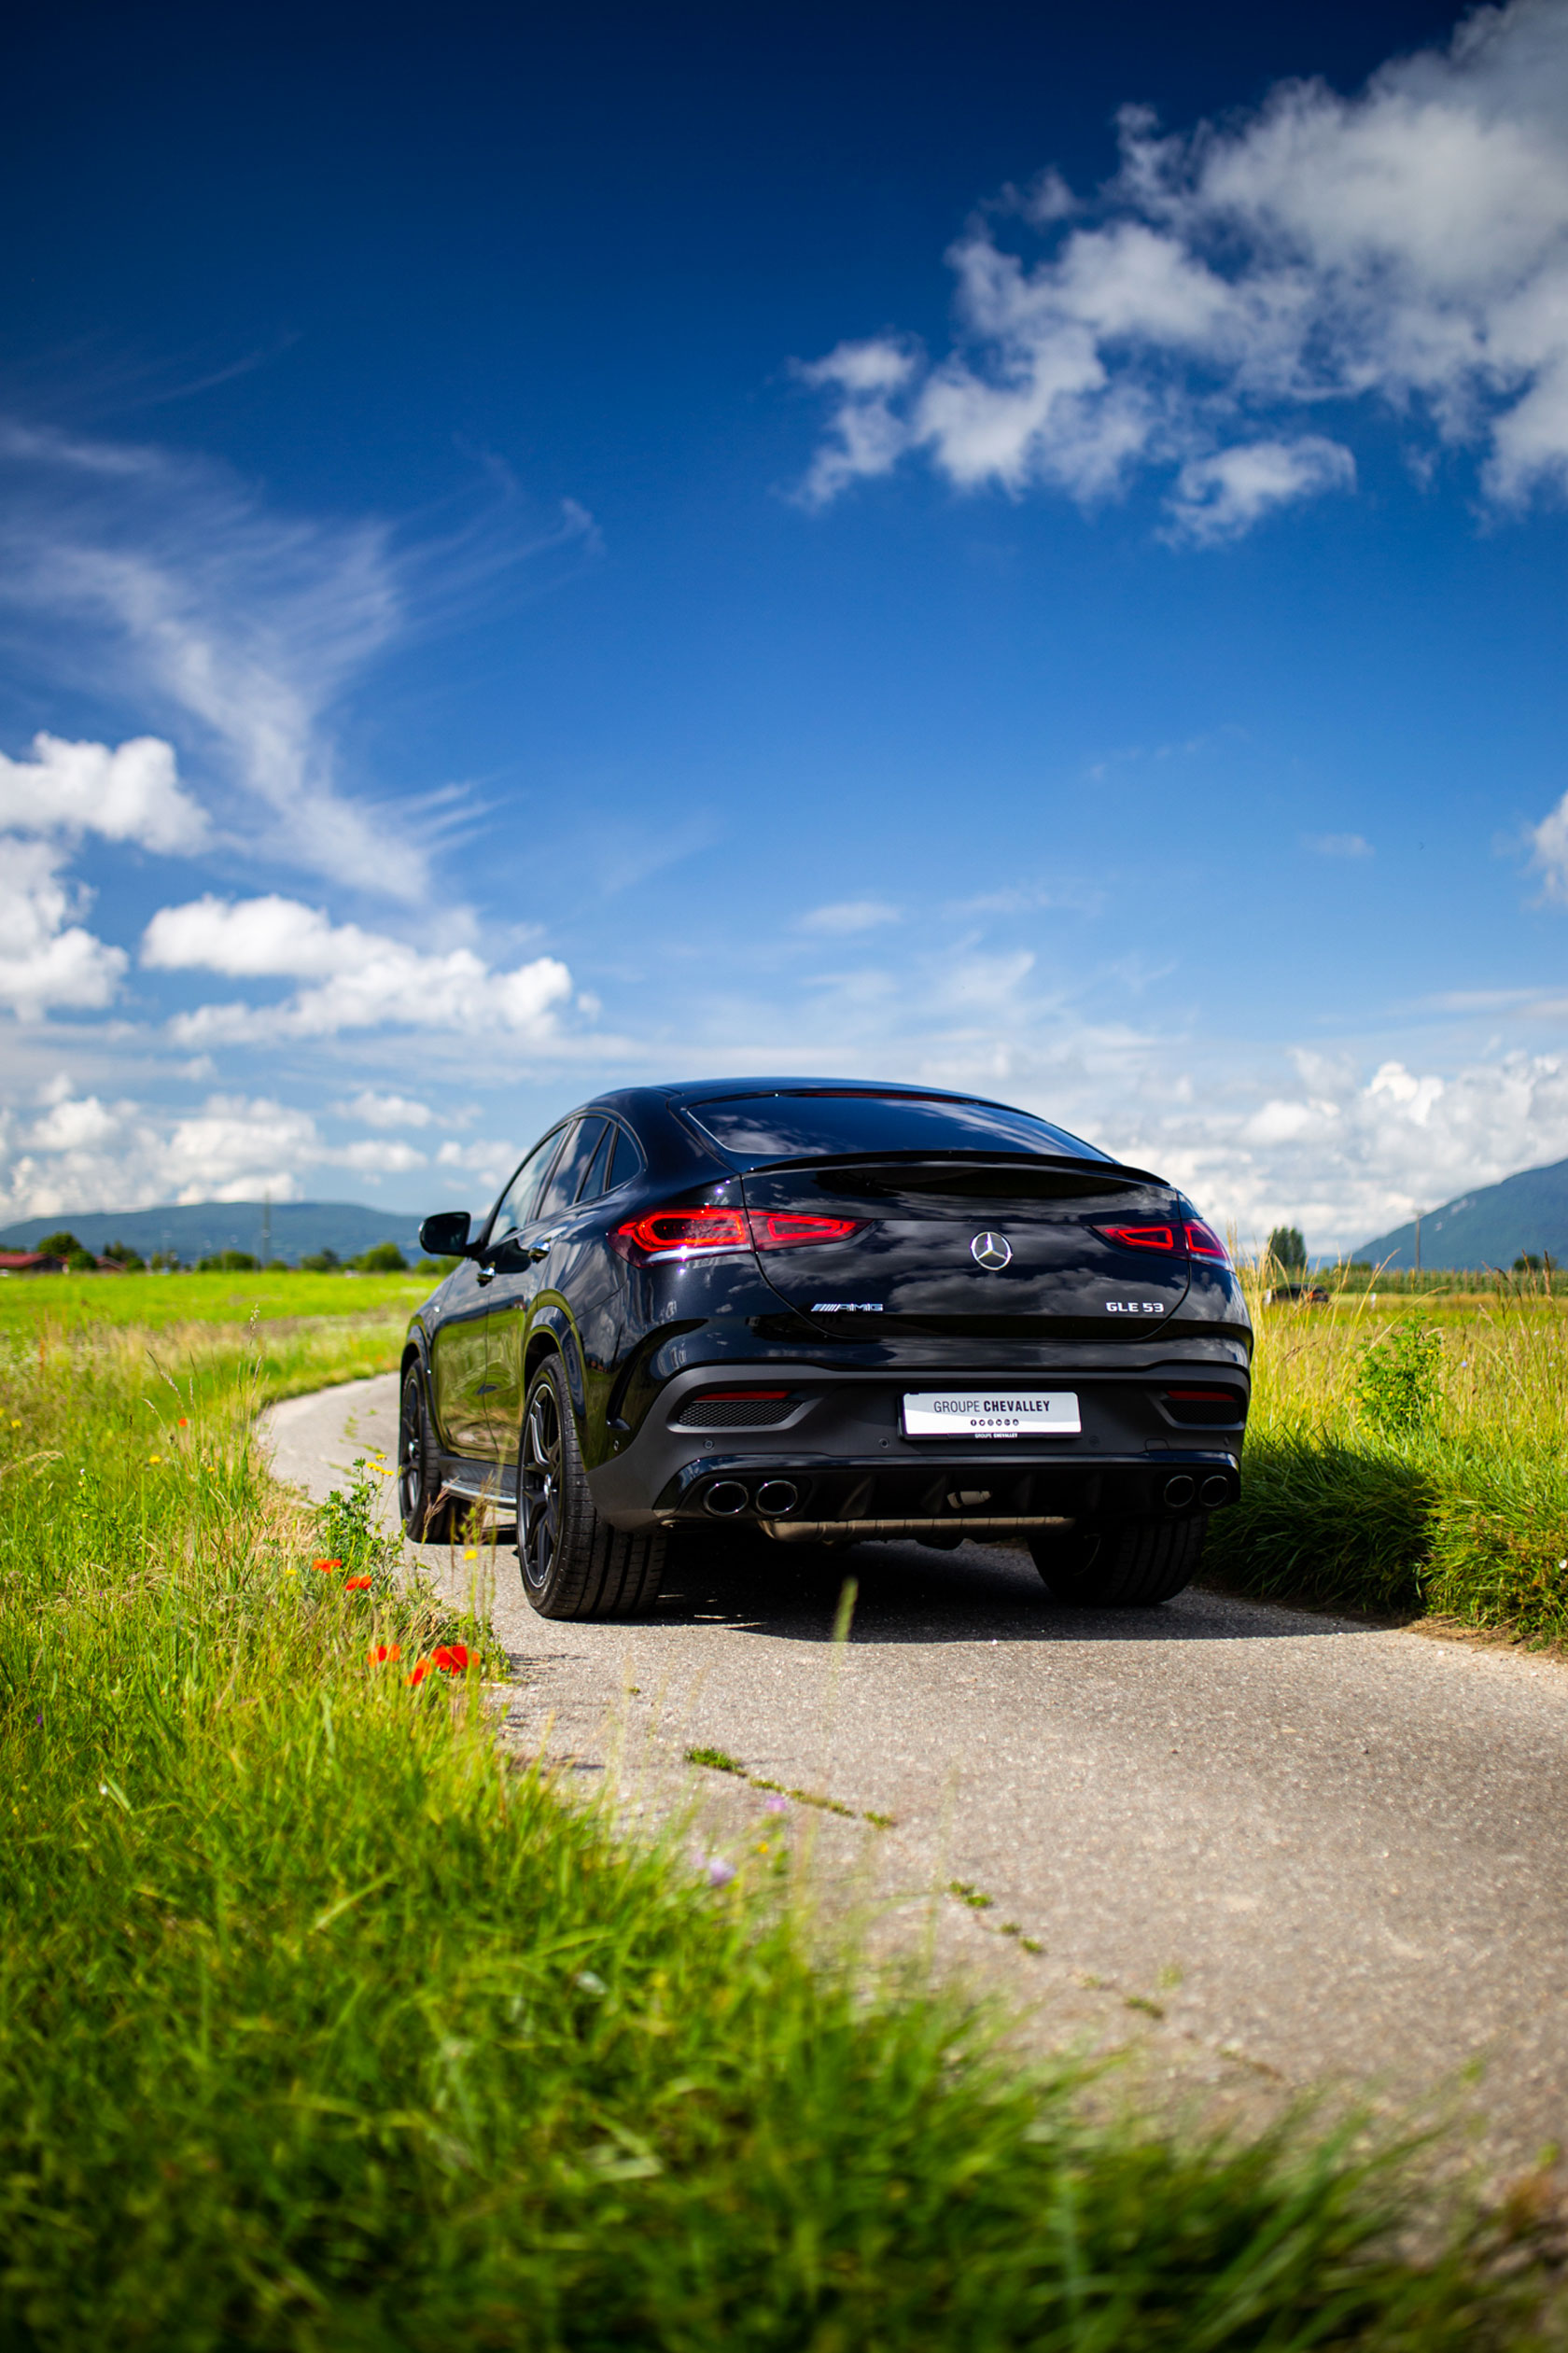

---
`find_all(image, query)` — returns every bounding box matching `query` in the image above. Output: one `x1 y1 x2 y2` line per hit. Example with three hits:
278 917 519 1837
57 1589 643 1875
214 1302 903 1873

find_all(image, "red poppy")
344 1575 372 1590
408 1660 430 1686
432 1643 470 1674
370 1642 403 1664
177 1417 189 1427
313 1557 343 1573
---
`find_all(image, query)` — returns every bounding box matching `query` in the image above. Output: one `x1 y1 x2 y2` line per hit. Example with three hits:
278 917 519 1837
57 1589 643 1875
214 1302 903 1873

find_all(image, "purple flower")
706 1856 736 1889
762 1794 789 1815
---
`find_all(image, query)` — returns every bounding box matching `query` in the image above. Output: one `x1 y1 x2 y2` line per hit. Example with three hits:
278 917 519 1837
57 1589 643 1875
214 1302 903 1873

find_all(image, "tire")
398 1363 461 1543
1029 1513 1208 1607
518 1355 665 1619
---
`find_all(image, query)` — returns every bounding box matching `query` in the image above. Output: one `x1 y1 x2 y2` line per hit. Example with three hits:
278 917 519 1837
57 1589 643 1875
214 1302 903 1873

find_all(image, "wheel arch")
524 1315 589 1429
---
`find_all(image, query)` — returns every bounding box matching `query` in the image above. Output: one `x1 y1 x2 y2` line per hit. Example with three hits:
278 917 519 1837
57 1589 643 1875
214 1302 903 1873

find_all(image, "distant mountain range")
0 1199 425 1266
1357 1155 1568 1270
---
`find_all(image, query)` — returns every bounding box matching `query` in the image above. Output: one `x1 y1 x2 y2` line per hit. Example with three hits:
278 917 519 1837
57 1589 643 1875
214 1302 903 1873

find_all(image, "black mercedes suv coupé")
399 1079 1252 1618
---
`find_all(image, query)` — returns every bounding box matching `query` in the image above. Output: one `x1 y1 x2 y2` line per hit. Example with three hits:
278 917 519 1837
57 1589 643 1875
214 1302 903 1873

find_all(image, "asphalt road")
262 1371 1568 2174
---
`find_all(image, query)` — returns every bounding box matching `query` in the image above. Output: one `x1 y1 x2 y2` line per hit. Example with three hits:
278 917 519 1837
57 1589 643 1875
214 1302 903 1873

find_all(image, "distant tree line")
20 1233 436 1275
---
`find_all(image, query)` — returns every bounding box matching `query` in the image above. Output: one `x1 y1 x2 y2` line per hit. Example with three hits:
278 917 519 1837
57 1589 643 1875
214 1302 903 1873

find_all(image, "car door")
428 1253 496 1456
435 1127 568 1460
482 1115 608 1450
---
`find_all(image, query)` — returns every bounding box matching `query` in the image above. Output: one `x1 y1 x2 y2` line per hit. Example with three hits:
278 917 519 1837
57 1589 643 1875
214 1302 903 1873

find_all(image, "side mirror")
418 1210 473 1257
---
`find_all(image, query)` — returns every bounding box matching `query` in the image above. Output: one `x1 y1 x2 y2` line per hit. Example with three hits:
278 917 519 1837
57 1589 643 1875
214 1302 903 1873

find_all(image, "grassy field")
0 1266 432 1339
1210 1272 1568 1643
2 1308 1554 2341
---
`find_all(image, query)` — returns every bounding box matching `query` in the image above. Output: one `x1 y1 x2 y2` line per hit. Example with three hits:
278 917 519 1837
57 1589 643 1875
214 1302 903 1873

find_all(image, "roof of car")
653 1076 991 1105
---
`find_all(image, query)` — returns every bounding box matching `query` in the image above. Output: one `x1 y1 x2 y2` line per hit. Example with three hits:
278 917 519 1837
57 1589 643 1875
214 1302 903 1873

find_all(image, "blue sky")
4 0 1568 1254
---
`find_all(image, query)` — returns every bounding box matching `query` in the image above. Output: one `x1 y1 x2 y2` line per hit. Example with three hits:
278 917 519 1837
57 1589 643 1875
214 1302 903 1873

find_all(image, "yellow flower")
464 1548 477 1560
147 1455 161 1465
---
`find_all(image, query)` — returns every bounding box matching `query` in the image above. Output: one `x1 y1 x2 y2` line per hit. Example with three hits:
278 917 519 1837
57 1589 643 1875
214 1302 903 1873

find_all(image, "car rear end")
588 1085 1251 1555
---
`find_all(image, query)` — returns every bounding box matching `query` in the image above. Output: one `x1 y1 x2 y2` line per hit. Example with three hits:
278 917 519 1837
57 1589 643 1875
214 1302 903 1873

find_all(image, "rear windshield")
683 1091 1109 1168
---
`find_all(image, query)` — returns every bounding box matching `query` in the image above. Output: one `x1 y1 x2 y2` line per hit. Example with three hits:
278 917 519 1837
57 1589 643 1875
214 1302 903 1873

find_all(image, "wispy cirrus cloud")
0 419 595 902
798 0 1568 534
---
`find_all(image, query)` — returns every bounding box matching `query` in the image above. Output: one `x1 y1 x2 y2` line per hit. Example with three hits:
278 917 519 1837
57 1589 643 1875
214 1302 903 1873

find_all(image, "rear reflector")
614 1203 860 1262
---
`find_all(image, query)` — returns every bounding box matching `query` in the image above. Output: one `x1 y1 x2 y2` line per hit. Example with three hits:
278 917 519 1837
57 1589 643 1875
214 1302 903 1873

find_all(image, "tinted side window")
539 1117 607 1217
606 1127 644 1192
491 1129 567 1241
576 1121 616 1204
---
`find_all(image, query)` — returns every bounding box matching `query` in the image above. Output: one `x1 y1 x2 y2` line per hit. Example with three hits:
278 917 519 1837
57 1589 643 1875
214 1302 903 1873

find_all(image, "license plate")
901 1391 1081 1438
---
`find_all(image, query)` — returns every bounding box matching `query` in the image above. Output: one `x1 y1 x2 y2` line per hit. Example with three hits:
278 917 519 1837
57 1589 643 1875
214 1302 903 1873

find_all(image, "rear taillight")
613 1203 860 1263
615 1205 750 1259
1097 1216 1230 1266
1099 1223 1177 1253
750 1212 859 1251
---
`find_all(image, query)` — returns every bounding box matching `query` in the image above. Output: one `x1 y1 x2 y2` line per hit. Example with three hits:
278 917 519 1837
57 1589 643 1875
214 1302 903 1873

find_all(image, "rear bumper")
588 1362 1245 1534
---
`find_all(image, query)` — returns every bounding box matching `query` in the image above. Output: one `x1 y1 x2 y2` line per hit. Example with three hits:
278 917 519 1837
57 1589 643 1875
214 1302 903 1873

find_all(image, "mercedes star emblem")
971 1231 1013 1270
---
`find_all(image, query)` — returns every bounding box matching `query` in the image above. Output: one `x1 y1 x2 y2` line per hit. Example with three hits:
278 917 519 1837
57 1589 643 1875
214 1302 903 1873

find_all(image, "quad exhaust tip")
1163 1473 1197 1508
704 1479 749 1517
754 1478 798 1516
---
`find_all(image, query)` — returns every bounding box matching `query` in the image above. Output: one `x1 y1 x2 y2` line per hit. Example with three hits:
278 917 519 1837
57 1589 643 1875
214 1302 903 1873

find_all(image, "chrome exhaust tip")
704 1479 749 1517
1163 1473 1197 1509
754 1478 798 1515
1199 1473 1232 1507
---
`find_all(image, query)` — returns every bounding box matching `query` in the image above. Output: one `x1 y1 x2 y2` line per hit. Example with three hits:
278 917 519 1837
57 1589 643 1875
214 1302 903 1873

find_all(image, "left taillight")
1183 1218 1229 1264
613 1203 860 1264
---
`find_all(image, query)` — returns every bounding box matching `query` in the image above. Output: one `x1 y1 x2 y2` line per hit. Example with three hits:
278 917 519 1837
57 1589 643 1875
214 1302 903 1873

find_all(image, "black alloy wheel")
517 1354 664 1620
398 1364 459 1543
1029 1513 1208 1607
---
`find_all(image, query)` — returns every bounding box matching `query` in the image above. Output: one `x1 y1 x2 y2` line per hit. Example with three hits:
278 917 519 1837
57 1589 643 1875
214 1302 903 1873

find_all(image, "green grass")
0 1319 1551 2344
0 1266 431 1339
1210 1275 1568 1642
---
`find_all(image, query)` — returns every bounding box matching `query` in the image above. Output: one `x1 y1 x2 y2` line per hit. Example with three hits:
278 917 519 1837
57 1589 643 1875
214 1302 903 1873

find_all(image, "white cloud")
800 1 1568 529
0 841 127 1016
1166 437 1355 543
0 733 208 853
1303 831 1374 858
336 1089 435 1129
0 1087 443 1217
799 899 902 934
140 893 574 1042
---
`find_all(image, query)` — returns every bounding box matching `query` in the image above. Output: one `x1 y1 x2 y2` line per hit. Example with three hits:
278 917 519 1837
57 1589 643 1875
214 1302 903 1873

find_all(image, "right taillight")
1098 1223 1177 1253
1183 1218 1229 1264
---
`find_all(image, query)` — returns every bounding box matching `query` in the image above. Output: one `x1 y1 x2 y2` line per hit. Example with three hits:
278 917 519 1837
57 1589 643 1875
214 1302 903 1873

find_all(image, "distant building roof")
0 1250 63 1273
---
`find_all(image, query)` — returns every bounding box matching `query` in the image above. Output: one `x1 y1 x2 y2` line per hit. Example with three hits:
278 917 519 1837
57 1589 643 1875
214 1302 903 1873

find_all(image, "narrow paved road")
263 1373 1568 2175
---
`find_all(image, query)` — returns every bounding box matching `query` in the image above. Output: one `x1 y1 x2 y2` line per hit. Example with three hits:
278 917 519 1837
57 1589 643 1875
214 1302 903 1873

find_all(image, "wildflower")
463 1548 477 1560
370 1643 403 1664
762 1794 789 1815
705 1856 736 1889
313 1557 343 1574
177 1417 189 1426
408 1660 431 1686
147 1454 161 1465
431 1643 470 1673
344 1574 372 1590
